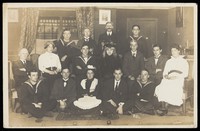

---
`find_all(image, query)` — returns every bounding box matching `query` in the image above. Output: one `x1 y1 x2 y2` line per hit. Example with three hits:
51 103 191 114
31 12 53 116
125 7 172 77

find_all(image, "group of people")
11 22 189 123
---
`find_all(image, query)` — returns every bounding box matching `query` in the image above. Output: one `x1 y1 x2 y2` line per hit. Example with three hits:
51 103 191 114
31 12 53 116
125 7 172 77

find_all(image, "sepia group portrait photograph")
3 2 197 128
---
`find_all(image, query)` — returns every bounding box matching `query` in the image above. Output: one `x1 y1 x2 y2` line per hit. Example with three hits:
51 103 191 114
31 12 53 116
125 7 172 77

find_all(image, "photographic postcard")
3 3 197 128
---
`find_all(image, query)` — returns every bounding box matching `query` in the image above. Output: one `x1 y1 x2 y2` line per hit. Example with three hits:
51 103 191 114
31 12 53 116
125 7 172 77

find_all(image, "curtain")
19 8 39 54
76 7 95 39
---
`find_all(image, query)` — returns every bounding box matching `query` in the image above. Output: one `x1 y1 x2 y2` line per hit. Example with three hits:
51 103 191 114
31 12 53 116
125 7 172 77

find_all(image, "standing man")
101 68 128 119
127 25 148 59
145 44 168 85
50 67 77 112
12 48 33 112
98 22 119 56
20 69 55 123
77 28 97 56
53 28 80 70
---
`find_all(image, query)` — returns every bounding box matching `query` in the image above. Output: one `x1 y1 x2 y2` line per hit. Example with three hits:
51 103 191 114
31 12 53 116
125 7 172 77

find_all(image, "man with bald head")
12 48 33 112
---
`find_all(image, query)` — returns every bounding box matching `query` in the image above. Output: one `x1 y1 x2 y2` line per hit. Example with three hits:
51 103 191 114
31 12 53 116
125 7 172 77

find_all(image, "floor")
5 101 196 128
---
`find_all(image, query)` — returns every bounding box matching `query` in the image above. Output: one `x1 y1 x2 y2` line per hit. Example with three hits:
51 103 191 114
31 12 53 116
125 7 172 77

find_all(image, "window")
37 10 78 39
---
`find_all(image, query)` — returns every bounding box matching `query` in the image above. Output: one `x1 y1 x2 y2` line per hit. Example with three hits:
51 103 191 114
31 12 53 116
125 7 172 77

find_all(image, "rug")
56 113 114 120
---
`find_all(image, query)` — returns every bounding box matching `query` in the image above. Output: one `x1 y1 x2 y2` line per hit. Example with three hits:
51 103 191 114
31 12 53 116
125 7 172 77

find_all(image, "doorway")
127 18 158 57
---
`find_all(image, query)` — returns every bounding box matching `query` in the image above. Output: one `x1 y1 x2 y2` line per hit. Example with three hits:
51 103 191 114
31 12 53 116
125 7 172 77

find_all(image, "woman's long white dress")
154 56 189 106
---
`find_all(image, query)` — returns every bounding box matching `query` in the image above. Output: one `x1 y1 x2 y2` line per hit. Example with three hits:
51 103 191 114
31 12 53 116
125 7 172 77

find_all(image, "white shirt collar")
63 78 69 81
107 31 112 35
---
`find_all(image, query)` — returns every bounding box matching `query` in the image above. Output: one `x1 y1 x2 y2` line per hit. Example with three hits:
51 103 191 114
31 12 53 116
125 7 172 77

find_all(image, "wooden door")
127 18 157 57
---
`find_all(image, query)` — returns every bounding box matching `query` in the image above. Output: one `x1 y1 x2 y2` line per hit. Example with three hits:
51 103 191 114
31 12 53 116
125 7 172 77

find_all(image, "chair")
30 53 40 70
182 78 194 115
8 61 17 111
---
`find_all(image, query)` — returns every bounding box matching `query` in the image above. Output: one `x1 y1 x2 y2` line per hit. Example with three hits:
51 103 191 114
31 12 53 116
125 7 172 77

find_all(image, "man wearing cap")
38 41 62 96
12 48 33 113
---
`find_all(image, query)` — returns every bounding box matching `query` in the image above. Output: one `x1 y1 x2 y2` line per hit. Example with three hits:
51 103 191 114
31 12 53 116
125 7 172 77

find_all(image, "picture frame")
8 9 18 22
99 9 111 24
176 7 183 27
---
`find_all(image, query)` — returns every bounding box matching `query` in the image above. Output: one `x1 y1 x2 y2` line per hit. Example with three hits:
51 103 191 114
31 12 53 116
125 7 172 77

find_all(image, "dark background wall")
167 7 194 55
116 9 169 55
8 9 22 61
7 7 194 60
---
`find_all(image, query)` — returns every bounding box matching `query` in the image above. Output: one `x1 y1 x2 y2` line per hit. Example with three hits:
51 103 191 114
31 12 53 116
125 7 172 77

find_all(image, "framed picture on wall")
176 7 183 27
8 9 18 22
99 9 111 24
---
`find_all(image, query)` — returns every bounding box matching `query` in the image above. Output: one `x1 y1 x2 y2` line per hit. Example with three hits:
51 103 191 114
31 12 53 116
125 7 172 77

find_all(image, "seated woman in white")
73 65 102 114
154 44 189 115
38 41 62 96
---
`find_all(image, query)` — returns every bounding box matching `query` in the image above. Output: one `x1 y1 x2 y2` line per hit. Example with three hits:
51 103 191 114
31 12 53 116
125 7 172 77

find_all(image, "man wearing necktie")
101 68 129 119
145 44 168 85
50 68 77 112
98 22 119 57
122 40 145 89
12 48 33 113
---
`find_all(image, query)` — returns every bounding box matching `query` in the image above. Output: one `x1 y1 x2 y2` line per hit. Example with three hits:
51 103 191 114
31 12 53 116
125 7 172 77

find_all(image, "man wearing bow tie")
77 28 97 56
50 68 77 112
145 44 168 85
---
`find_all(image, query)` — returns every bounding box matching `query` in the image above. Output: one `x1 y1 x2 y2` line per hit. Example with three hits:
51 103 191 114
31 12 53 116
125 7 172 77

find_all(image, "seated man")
122 40 145 88
123 69 156 115
145 44 168 86
50 67 77 113
73 44 99 82
101 68 128 119
12 48 33 113
20 69 55 123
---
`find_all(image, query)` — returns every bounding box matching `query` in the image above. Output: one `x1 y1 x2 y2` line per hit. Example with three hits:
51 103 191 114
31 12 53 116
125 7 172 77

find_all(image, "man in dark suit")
12 48 33 112
145 44 168 85
77 28 97 56
50 67 77 112
20 69 55 123
98 22 119 56
122 40 145 88
101 68 128 119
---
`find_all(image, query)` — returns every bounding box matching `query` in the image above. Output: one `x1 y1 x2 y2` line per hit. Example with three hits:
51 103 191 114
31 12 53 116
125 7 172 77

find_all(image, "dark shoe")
144 109 155 115
132 107 140 114
35 118 43 123
155 109 168 116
